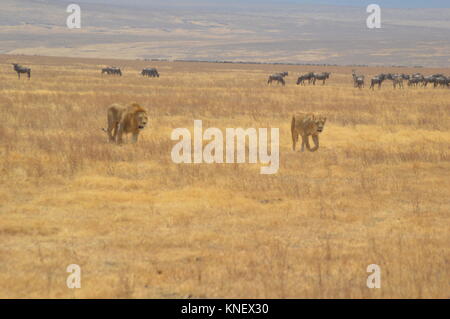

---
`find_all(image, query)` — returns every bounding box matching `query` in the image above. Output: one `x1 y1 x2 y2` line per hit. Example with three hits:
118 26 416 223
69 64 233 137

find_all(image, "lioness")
103 103 148 144
291 113 327 152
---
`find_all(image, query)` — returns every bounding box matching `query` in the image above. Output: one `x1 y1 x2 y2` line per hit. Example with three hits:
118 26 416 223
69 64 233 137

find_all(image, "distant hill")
1 0 449 67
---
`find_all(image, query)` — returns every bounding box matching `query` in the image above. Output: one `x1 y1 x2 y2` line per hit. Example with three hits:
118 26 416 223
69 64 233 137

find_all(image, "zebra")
12 63 31 79
142 68 159 77
312 72 330 85
352 70 364 89
387 74 404 89
370 74 387 90
393 77 404 89
102 67 122 76
267 74 285 86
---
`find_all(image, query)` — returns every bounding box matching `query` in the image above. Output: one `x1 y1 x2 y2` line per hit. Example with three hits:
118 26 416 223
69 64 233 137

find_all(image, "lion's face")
136 112 148 130
315 117 327 133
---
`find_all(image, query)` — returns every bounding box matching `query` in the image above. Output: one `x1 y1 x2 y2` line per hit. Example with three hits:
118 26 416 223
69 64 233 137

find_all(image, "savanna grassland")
0 54 449 298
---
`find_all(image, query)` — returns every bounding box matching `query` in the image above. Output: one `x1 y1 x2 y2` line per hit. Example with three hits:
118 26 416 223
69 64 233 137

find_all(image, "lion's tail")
101 128 108 133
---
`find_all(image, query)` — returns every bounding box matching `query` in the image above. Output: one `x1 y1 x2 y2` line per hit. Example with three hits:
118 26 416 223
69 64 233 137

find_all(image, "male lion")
291 112 327 152
103 103 148 144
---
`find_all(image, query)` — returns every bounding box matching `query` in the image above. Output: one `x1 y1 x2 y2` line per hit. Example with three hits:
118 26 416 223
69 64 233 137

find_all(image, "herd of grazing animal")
11 63 447 90
359 71 449 90
266 69 449 90
7 62 449 152
11 64 161 79
269 71 332 86
101 66 161 78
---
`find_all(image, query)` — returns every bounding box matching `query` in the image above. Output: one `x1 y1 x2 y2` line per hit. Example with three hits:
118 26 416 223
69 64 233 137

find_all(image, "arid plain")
0 54 449 298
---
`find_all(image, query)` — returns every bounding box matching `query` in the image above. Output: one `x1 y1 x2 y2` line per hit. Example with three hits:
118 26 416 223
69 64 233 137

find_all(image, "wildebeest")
296 75 308 85
370 74 387 90
426 74 448 88
434 76 449 88
352 70 364 89
102 67 122 76
296 72 315 85
12 63 31 79
267 74 285 86
399 74 410 80
408 77 421 87
141 68 159 77
312 72 330 85
422 75 436 87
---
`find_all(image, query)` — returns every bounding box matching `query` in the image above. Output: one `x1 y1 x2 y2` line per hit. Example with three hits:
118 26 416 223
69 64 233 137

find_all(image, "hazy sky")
64 0 450 9
293 0 450 8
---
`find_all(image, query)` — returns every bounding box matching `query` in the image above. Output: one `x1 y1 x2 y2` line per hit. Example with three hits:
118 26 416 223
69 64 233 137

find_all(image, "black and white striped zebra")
352 70 364 89
387 74 404 89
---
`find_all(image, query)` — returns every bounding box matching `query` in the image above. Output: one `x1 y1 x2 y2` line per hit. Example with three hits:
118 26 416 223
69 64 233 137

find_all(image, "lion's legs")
301 135 307 152
311 134 319 152
306 134 319 152
110 122 120 142
292 132 298 151
106 110 118 142
116 124 124 144
106 121 115 142
107 128 114 142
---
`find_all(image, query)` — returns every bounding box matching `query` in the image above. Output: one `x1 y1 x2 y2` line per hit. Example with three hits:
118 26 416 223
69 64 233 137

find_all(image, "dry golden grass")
0 55 449 298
